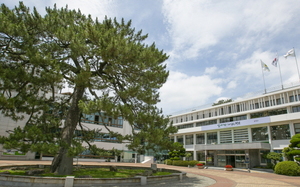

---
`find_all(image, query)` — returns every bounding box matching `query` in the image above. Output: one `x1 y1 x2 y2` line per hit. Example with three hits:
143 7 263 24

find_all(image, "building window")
170 136 174 142
265 101 270 107
207 132 217 144
292 106 300 113
196 120 217 127
237 105 240 112
177 136 183 144
295 123 300 134
250 108 287 119
197 151 205 161
196 133 205 144
191 116 193 120
260 150 271 164
185 135 193 145
271 124 290 140
276 98 282 105
290 95 295 102
177 123 194 129
94 115 99 123
220 115 246 123
255 103 259 109
252 126 268 141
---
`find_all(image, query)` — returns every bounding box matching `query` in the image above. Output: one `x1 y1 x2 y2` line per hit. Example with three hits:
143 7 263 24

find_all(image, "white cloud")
227 81 237 89
162 0 300 63
204 67 217 74
158 71 223 114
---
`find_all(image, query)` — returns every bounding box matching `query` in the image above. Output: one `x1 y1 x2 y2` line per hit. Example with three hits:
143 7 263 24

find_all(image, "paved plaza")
0 160 299 187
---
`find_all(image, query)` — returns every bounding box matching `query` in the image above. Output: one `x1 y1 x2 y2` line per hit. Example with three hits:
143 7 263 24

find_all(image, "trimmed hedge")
165 159 173 165
188 160 199 167
274 161 300 176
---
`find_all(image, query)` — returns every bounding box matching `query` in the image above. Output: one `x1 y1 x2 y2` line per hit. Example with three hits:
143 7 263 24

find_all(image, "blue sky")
3 0 300 115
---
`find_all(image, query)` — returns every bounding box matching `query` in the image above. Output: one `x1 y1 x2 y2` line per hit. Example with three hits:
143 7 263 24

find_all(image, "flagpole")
277 52 284 89
260 60 267 94
293 47 300 81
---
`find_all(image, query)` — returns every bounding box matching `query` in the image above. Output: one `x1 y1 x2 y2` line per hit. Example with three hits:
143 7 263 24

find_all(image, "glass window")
271 124 290 140
177 135 183 144
276 98 281 105
260 150 271 164
185 135 193 145
290 95 295 102
196 133 205 144
197 151 205 161
295 123 300 134
265 101 270 107
252 127 268 141
292 106 300 113
177 123 194 129
207 132 217 144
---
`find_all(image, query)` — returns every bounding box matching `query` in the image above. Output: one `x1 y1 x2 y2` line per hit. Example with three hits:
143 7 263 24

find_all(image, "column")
267 125 273 151
193 134 197 160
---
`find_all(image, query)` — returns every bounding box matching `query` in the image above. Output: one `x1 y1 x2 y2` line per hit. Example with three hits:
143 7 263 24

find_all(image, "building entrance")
216 150 247 168
226 155 235 167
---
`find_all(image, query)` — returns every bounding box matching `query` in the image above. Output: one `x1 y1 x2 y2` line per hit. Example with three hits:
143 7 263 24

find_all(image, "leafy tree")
185 152 192 161
0 2 177 175
282 147 295 161
168 142 186 160
266 152 283 168
288 134 300 162
212 99 233 106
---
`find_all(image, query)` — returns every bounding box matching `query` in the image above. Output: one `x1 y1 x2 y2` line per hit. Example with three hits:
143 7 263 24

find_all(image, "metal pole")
261 60 267 94
277 52 284 89
293 47 300 81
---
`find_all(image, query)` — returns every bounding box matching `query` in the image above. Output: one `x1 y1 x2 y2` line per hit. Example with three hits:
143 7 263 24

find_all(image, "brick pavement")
0 160 299 187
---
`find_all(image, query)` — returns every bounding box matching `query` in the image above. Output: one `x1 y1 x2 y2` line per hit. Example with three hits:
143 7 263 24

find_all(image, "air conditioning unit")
242 140 248 143
211 142 216 145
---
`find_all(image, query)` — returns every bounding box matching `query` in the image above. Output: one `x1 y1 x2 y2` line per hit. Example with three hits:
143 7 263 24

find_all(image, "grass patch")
0 170 26 175
153 171 172 176
0 168 172 178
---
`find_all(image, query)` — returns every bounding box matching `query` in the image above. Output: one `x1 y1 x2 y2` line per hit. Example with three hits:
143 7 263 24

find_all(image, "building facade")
0 110 137 161
169 86 300 168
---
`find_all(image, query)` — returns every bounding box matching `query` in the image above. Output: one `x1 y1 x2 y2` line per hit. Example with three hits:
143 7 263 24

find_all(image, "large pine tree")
0 2 177 175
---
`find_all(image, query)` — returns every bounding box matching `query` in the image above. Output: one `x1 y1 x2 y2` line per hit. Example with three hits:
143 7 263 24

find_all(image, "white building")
169 85 300 168
0 110 138 162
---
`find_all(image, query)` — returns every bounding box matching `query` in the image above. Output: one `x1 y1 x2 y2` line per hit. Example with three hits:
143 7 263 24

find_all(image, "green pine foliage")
168 142 186 160
0 2 177 175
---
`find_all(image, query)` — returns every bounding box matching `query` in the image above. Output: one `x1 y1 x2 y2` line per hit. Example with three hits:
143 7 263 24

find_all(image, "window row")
174 124 299 145
171 89 300 124
81 113 123 128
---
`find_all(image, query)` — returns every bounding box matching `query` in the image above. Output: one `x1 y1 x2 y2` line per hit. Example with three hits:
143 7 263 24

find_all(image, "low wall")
0 165 186 187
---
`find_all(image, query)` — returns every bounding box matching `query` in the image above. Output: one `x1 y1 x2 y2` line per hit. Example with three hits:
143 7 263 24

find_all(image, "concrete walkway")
0 160 299 187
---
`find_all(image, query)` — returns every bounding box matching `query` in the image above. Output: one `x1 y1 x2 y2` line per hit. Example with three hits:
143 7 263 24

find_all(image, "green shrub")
188 160 199 167
165 159 173 165
173 160 191 166
274 161 300 176
170 156 180 160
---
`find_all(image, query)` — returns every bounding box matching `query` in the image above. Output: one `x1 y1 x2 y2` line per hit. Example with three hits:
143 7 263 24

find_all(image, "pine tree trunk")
51 86 85 175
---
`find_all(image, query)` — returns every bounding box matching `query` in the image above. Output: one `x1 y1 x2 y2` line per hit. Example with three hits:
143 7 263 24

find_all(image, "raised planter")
0 165 186 187
197 166 204 169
